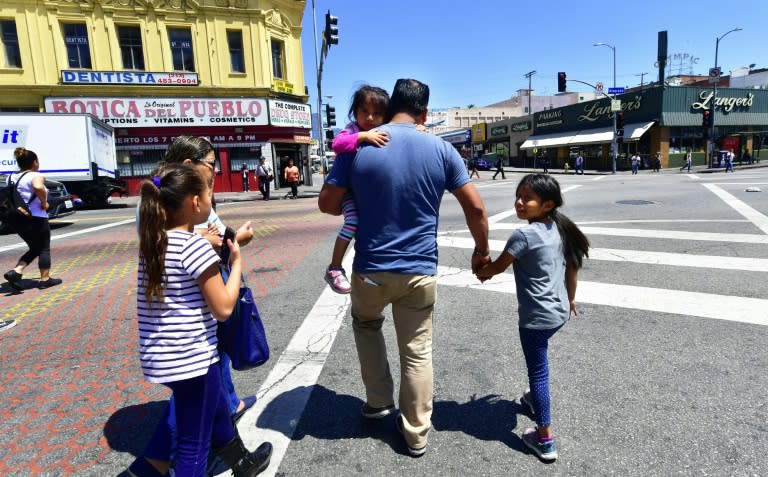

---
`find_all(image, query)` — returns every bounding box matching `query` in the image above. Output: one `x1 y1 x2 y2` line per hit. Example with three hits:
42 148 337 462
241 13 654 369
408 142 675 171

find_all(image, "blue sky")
301 0 766 122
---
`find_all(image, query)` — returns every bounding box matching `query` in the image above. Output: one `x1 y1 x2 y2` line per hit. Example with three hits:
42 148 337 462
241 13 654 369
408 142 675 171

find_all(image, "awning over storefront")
520 121 655 149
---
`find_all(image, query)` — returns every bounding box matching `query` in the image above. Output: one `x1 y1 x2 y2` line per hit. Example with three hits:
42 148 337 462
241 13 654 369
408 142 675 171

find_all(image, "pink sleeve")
332 128 359 154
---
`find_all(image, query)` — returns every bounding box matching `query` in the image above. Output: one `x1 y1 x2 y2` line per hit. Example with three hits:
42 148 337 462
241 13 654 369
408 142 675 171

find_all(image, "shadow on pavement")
103 400 168 457
256 385 528 456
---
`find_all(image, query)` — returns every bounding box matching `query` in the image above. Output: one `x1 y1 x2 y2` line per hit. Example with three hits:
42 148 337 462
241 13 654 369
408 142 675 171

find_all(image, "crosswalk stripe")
702 183 768 234
436 265 768 326
437 236 768 272
488 223 768 244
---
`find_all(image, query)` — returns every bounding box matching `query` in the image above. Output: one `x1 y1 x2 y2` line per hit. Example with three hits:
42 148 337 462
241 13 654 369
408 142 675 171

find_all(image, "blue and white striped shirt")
137 230 221 383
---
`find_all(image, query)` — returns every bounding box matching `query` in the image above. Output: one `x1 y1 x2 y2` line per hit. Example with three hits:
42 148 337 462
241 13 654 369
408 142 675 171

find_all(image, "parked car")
0 174 75 233
475 158 492 171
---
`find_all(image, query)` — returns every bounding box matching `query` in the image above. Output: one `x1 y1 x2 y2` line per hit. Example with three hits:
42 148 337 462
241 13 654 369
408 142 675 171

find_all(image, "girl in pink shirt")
323 85 390 293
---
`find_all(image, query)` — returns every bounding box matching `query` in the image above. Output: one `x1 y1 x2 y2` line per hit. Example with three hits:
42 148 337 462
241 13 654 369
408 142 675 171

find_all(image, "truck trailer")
0 113 123 205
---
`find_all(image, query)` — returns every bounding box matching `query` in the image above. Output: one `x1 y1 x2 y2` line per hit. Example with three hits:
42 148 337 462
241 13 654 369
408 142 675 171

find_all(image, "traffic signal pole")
562 78 619 173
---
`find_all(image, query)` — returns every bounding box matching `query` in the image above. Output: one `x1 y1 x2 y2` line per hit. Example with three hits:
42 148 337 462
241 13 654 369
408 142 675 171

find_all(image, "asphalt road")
1 168 767 476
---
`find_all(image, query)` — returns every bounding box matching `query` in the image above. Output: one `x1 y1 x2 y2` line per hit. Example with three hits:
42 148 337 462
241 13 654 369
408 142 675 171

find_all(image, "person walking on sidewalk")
475 173 590 462
134 163 271 477
284 158 300 199
653 152 662 172
492 156 506 180
240 163 251 192
680 150 692 173
630 153 640 174
3 147 63 291
256 157 273 201
468 154 480 179
574 153 584 175
725 149 735 173
319 78 490 458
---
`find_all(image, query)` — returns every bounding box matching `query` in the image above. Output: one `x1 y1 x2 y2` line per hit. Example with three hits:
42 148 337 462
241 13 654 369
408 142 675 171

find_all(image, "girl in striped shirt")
136 163 271 477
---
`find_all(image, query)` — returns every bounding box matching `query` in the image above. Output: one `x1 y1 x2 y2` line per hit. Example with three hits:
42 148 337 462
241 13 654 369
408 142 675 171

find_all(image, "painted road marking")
436 265 768 326
702 183 768 235
490 223 768 244
438 236 768 272
0 219 136 253
228 254 353 477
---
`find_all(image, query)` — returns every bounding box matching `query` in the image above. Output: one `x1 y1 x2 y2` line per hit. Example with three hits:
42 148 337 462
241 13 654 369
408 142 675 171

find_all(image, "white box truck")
0 113 123 205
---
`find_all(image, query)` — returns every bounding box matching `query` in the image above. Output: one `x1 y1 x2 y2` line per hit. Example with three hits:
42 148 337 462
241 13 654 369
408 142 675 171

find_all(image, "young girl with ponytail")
135 163 271 477
475 173 589 462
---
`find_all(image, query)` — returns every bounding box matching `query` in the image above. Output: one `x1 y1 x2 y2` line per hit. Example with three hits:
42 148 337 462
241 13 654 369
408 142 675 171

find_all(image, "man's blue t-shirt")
326 123 470 275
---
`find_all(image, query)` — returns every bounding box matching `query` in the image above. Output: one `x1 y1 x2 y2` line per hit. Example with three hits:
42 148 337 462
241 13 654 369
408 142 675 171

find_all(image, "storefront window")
117 149 165 177
228 146 262 171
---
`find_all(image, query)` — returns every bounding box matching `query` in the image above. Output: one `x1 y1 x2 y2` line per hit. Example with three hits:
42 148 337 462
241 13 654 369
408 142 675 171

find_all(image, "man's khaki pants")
350 271 436 450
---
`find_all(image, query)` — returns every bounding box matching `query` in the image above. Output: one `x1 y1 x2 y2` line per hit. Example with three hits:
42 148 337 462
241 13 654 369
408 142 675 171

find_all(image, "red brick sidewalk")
0 199 340 475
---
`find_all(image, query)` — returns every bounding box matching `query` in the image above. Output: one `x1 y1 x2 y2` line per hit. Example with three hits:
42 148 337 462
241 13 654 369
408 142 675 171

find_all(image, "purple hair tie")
152 175 161 187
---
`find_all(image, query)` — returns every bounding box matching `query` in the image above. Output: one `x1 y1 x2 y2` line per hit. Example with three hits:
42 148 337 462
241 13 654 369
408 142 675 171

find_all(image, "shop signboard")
61 70 199 86
268 100 312 128
45 97 269 128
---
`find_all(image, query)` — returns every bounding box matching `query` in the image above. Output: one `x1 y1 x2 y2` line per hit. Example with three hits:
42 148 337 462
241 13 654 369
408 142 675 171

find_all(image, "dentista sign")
692 91 754 113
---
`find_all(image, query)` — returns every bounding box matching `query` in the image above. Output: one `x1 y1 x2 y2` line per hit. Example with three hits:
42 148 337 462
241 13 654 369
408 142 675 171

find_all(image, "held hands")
361 130 389 147
472 255 492 283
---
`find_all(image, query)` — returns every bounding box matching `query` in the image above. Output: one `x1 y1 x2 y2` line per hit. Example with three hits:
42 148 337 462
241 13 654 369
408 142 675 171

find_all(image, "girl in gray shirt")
476 173 589 462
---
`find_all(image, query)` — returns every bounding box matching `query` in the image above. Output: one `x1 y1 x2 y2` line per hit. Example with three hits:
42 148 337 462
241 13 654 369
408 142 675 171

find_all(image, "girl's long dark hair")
517 173 590 269
138 163 206 304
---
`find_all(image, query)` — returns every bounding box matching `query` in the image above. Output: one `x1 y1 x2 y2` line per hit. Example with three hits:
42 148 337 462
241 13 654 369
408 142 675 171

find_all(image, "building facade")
466 86 768 171
0 0 309 194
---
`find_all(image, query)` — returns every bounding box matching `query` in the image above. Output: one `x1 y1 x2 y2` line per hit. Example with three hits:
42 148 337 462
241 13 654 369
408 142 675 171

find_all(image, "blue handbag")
217 266 270 371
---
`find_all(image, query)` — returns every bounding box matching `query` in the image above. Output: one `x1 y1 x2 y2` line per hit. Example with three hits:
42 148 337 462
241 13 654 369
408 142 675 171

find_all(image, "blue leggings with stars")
519 325 563 427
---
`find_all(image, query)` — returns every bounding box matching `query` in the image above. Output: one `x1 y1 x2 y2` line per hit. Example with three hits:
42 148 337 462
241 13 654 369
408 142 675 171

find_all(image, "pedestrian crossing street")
230 174 768 477
436 178 768 327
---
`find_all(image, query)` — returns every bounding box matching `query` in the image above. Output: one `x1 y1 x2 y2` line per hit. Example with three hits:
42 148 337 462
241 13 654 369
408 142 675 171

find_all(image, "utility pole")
524 70 536 115
635 72 648 89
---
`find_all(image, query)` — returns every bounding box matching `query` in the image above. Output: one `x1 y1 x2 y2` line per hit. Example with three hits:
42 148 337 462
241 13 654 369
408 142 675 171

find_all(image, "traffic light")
324 11 338 47
325 104 336 128
557 72 567 93
701 110 712 128
616 111 625 130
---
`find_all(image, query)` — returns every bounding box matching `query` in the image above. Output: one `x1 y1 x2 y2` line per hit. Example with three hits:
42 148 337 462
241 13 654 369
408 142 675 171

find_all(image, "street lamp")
594 42 617 173
710 27 742 166
593 42 616 88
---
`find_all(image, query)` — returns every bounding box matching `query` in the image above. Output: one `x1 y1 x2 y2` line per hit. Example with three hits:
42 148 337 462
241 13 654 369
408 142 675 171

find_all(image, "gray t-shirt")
505 221 569 329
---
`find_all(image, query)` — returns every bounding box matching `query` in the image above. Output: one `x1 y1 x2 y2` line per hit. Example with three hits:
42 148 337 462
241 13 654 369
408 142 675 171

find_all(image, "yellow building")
0 0 310 194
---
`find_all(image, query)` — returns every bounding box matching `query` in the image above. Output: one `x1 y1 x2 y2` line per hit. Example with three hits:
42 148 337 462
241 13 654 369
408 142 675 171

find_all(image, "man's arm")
318 183 347 216
451 182 489 271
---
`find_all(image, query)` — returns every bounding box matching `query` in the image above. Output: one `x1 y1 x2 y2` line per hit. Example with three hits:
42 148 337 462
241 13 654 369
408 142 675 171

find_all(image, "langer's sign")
692 91 754 113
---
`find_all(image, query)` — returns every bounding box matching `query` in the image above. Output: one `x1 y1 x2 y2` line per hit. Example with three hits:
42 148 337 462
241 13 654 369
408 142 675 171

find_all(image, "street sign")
608 87 625 95
709 67 721 84
595 82 604 93
611 99 621 111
